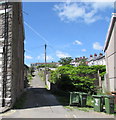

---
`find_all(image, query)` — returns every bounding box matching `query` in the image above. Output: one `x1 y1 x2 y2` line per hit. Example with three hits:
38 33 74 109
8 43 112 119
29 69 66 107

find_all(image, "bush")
50 65 106 94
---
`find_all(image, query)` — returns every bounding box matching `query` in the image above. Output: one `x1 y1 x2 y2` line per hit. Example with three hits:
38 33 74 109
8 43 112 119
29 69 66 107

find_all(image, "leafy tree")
50 65 106 94
58 57 73 65
90 65 106 79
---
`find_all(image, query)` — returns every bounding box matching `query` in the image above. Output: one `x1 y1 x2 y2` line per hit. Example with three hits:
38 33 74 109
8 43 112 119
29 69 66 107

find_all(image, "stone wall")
0 2 24 111
0 2 13 110
0 5 4 109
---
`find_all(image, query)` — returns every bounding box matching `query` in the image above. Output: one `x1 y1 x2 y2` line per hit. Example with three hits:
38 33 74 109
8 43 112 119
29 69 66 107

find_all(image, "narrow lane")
2 71 73 118
1 71 114 118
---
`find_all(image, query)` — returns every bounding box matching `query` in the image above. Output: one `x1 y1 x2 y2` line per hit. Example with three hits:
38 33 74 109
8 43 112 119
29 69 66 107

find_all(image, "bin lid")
79 92 87 95
92 95 103 98
104 95 115 98
70 92 80 94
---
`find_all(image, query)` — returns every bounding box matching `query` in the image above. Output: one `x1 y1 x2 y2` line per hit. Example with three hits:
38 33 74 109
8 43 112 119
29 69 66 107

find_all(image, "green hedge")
50 65 106 94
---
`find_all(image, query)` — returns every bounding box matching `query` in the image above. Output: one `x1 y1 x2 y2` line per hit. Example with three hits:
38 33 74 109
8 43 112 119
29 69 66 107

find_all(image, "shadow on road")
13 87 67 110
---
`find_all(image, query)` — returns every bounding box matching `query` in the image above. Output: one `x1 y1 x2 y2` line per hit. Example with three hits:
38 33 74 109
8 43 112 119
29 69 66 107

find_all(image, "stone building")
0 1 24 112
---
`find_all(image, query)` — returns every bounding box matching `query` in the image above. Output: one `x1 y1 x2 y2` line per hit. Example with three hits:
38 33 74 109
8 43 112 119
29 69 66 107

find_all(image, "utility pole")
44 44 47 85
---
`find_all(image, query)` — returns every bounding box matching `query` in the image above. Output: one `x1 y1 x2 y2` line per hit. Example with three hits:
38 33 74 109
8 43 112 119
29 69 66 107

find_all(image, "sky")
23 2 115 66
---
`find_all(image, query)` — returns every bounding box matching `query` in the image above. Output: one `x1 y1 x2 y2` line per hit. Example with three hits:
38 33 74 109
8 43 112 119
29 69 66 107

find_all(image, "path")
1 71 115 119
1 71 73 118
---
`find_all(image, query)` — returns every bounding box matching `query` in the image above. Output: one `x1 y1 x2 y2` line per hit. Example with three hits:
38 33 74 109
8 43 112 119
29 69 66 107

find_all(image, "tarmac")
0 71 115 119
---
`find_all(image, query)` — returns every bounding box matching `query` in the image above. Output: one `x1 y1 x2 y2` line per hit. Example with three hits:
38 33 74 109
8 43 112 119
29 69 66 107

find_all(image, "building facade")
0 1 24 112
104 13 116 92
88 53 106 66
70 56 88 67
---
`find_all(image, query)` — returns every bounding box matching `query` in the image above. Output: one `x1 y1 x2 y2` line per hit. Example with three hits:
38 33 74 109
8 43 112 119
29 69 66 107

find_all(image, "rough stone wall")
0 2 13 109
0 2 24 111
5 3 13 108
0 4 4 108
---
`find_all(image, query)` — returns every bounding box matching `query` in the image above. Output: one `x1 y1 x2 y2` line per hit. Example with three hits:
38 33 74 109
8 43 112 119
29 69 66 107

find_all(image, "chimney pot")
99 53 103 56
90 55 93 57
94 53 97 56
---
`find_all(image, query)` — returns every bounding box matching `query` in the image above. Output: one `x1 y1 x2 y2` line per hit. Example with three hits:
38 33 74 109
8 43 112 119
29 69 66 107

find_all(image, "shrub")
50 65 106 94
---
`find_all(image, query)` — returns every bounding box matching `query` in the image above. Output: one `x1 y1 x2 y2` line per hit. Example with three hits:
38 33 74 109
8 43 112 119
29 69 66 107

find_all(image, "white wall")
105 22 116 92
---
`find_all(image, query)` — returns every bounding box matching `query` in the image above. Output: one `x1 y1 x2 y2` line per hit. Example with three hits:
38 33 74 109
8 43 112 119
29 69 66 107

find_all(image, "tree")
58 57 73 65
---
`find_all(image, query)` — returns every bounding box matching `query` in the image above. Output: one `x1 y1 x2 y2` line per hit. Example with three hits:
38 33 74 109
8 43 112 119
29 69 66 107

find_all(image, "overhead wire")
24 21 59 57
24 21 49 44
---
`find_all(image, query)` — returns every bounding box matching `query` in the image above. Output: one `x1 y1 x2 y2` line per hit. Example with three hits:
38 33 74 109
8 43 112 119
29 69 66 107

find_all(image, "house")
104 13 116 92
70 56 88 67
0 2 24 112
88 53 106 66
70 59 79 67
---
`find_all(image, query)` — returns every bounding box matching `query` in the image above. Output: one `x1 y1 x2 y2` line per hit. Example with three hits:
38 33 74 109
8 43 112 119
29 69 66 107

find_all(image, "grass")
64 106 93 112
38 71 45 81
27 74 33 85
45 85 49 89
28 74 33 81
13 92 27 109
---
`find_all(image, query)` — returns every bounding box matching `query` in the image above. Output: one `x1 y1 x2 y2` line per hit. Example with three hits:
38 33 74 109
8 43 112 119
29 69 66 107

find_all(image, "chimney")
99 53 103 56
94 53 97 59
90 55 93 57
94 53 97 57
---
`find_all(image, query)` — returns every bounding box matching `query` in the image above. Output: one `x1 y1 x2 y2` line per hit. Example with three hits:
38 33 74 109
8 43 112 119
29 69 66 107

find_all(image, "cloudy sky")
23 1 115 66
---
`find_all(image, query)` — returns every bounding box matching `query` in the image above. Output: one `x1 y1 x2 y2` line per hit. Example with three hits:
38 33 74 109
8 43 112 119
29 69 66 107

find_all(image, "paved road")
1 72 73 118
1 71 115 119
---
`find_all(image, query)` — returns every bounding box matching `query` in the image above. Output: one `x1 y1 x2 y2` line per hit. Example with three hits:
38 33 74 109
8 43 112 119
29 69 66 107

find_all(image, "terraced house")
104 13 116 92
0 1 24 112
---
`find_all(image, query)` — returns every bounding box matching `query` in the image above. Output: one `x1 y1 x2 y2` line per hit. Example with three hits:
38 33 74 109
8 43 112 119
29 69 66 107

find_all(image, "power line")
24 21 58 50
24 21 61 63
24 21 49 44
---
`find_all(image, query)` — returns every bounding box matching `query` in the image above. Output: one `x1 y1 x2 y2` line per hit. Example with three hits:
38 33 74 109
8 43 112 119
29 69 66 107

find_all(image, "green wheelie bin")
69 92 80 105
79 92 87 107
104 95 115 114
92 95 104 112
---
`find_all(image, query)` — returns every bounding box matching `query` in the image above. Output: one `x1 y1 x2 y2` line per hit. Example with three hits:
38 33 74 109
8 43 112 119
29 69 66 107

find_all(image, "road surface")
1 71 115 119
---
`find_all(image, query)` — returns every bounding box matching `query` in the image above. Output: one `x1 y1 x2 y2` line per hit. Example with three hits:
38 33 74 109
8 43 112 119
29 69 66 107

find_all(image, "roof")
88 55 105 62
104 13 116 52
31 62 59 65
